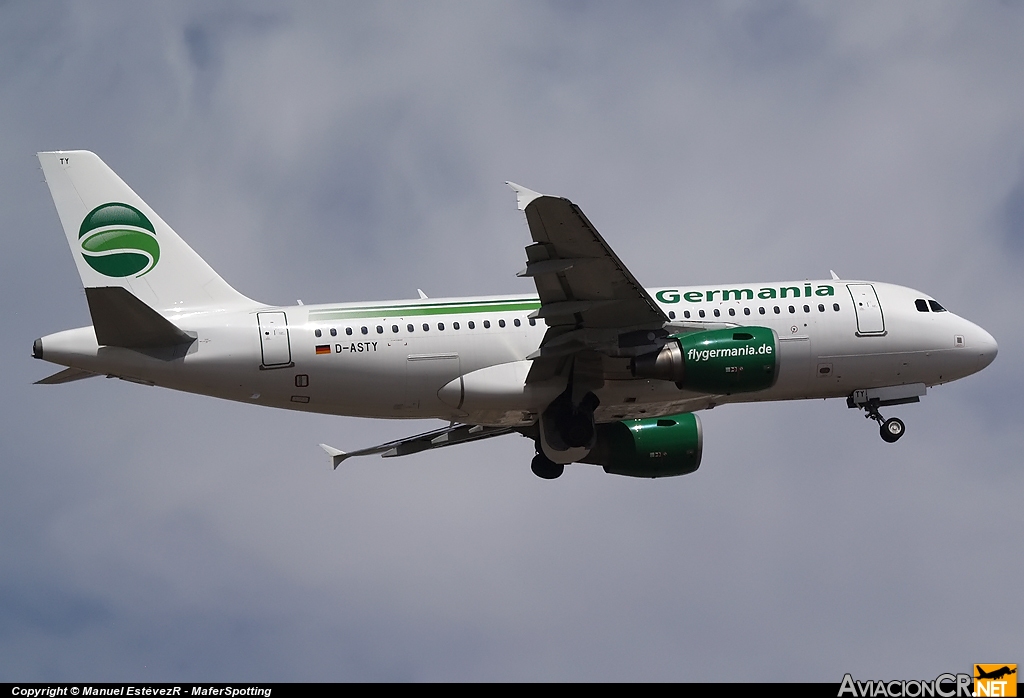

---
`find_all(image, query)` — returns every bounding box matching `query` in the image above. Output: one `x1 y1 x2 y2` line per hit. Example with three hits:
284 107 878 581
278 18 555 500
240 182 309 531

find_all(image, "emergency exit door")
847 284 885 335
258 312 293 367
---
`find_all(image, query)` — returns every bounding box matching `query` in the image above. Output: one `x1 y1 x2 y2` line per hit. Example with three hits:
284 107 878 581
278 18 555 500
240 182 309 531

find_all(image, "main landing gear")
855 399 906 443
531 452 564 479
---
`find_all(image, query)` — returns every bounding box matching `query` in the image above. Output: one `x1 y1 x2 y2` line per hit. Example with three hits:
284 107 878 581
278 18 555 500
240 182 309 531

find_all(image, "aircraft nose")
974 326 998 370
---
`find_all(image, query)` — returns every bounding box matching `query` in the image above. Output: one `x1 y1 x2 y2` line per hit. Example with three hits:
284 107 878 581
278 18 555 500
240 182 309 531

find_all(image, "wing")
508 183 674 387
35 367 100 385
509 183 667 331
320 423 515 469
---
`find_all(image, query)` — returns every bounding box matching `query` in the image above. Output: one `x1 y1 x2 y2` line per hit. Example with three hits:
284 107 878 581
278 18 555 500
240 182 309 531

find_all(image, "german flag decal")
315 344 331 355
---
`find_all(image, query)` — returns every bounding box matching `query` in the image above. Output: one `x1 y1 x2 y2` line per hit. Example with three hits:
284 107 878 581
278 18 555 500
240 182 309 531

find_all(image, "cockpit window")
929 300 946 312
915 299 929 312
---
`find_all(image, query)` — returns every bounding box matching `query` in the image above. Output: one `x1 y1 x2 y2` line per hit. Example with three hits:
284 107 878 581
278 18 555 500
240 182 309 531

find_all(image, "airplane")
31 151 998 479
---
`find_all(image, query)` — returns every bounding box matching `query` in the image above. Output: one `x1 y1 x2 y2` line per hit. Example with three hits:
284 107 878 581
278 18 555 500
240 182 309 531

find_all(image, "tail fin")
38 151 256 311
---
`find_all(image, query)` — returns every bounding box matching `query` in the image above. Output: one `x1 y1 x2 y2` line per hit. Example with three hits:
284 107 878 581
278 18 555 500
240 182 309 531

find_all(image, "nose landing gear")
847 386 923 444
852 398 906 443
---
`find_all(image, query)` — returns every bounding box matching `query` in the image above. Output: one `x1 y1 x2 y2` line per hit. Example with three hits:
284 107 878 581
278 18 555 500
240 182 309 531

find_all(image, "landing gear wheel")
880 417 905 443
531 453 564 480
562 413 595 448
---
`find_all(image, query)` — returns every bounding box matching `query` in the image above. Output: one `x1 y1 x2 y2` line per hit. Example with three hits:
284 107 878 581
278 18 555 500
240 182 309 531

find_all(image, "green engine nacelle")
581 413 703 478
631 327 778 394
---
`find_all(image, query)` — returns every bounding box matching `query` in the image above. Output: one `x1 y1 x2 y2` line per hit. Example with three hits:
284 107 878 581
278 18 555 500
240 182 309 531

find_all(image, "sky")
1 0 1022 682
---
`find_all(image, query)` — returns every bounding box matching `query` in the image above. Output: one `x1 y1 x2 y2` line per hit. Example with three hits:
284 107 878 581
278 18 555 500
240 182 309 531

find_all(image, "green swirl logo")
79 203 160 277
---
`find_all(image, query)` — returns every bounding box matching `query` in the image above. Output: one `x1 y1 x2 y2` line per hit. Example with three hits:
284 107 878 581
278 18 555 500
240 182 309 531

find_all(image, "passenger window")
529 318 536 326
498 319 506 328
684 311 691 319
774 306 781 314
514 319 521 327
699 310 705 318
422 323 429 332
818 304 824 312
668 311 676 320
729 308 735 316
759 307 765 315
803 305 810 313
713 309 720 317
453 321 460 330
346 327 353 335
789 306 795 314
469 321 476 329
330 328 337 337
438 323 445 331
407 324 414 333
376 325 383 334
392 325 399 333
743 308 750 316
928 300 946 312
833 303 840 311
314 329 322 338
361 326 368 335
915 299 930 312
483 320 491 328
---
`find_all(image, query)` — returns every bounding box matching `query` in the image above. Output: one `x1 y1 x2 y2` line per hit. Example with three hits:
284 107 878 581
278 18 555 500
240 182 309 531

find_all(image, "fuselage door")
847 284 885 336
258 311 293 367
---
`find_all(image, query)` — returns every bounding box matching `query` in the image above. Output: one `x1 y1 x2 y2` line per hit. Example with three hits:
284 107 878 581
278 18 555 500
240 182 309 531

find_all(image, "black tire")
531 453 564 479
880 417 905 443
562 413 595 448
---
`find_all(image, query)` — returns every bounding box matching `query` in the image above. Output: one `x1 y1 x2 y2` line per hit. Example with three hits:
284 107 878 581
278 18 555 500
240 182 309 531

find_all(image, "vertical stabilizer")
38 151 257 312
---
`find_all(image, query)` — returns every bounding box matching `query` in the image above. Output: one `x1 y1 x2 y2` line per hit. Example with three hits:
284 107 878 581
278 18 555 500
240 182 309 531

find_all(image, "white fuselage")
37 280 998 427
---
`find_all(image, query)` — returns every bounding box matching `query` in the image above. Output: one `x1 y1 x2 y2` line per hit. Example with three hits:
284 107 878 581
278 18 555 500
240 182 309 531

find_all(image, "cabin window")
376 325 383 334
684 311 691 319
713 309 720 317
514 318 521 327
392 325 399 333
529 318 536 326
407 324 414 332
833 303 840 312
422 323 429 331
453 321 461 330
789 306 795 314
915 299 930 312
468 321 476 329
774 306 781 314
346 327 353 335
929 300 946 312
818 304 825 312
759 307 765 315
314 329 322 338
438 322 445 331
498 319 506 328
668 311 676 320
360 326 368 335
483 320 491 329
803 305 810 313
729 308 735 316
699 309 705 318
330 328 337 337
743 308 750 316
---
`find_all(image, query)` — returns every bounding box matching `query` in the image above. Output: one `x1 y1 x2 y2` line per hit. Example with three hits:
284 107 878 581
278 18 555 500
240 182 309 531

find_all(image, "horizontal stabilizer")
35 367 99 385
86 286 195 349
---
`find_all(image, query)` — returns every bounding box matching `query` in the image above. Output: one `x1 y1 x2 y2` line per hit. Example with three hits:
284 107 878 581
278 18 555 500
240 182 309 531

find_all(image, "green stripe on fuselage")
308 299 541 321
